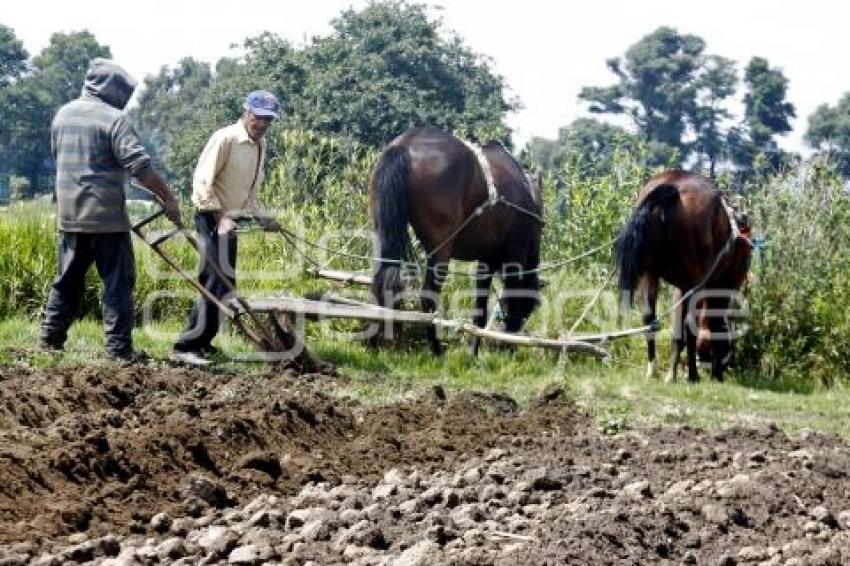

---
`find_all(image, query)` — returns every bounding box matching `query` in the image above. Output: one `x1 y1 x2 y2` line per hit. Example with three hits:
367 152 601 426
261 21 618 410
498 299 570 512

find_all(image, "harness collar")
461 139 499 202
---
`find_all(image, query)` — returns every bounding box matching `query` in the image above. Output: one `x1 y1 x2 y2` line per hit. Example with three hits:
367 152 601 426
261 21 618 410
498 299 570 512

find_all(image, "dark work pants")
41 232 136 356
174 212 238 352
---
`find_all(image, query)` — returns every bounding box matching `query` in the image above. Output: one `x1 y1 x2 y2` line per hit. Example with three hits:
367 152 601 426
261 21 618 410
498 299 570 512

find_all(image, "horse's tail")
370 145 411 307
616 184 679 307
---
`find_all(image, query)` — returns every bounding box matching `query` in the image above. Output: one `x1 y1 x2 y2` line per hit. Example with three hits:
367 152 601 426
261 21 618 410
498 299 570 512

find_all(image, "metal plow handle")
130 204 302 357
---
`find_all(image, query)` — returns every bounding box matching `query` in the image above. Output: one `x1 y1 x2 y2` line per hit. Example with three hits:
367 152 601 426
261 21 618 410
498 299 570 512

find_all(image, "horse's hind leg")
684 301 700 383
422 256 448 355
642 275 659 379
667 298 685 383
469 262 493 357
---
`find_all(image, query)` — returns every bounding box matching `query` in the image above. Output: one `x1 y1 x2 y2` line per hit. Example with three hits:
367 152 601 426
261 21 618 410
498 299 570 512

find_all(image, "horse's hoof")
665 370 676 384
645 361 657 379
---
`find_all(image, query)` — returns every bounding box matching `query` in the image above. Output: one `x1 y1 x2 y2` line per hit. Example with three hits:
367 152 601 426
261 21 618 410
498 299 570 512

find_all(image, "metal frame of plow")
241 296 610 359
130 207 310 364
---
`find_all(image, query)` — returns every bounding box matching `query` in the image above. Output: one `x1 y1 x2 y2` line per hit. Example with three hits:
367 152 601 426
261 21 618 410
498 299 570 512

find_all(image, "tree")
299 0 515 146
32 31 111 104
0 80 54 193
805 93 850 176
523 137 560 171
691 55 737 177
135 58 213 137
524 118 637 173
732 56 796 172
579 27 706 165
133 58 214 183
0 31 111 192
156 1 516 194
0 25 29 184
0 25 28 86
154 37 310 195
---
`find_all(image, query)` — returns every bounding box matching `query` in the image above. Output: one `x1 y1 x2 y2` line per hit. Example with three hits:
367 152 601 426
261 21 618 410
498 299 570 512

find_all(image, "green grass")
3 316 848 438
4 160 850 438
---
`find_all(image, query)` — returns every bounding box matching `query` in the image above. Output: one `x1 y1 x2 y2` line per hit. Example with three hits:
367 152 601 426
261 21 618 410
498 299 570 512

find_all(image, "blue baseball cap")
244 90 279 119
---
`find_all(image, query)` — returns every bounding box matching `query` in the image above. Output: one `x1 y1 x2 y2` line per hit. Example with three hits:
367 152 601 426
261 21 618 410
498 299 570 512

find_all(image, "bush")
736 159 850 385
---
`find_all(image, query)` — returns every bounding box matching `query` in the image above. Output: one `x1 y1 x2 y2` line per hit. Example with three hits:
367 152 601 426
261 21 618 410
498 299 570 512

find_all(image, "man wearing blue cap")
172 90 282 366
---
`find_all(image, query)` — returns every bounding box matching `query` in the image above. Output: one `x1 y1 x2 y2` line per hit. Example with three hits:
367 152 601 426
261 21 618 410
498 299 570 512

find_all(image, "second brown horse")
369 127 543 354
616 170 752 382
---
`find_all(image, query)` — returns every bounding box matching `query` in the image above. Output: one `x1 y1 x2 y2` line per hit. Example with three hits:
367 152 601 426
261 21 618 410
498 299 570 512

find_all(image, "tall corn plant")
542 144 651 265
0 199 62 318
737 159 850 385
264 129 377 275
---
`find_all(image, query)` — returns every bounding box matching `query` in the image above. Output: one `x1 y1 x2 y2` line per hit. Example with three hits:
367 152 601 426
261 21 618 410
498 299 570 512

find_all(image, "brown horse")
616 170 752 382
369 127 542 355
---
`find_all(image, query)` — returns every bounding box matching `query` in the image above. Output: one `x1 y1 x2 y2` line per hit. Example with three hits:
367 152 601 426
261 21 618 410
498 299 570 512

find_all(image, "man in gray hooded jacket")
40 58 182 360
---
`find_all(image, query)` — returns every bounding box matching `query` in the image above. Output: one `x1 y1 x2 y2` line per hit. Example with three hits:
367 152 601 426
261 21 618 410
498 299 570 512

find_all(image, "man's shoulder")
209 122 243 142
54 97 121 129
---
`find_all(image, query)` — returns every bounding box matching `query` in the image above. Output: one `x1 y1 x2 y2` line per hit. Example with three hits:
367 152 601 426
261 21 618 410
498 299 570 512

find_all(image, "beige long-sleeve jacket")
191 120 266 215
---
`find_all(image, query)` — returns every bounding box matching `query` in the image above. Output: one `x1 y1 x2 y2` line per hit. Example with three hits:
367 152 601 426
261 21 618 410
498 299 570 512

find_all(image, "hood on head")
82 58 137 110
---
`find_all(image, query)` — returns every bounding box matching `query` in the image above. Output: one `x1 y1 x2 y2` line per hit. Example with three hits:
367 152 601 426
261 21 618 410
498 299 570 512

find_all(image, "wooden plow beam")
240 296 610 359
307 267 373 287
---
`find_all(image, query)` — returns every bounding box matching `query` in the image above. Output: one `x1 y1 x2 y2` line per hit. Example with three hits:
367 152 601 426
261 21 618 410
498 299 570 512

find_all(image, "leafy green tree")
0 31 111 193
32 31 111 103
732 56 796 172
132 58 214 184
151 1 515 195
0 25 29 185
155 38 309 196
805 93 850 176
524 137 560 171
691 55 737 177
579 27 706 165
135 58 213 139
0 81 54 192
743 57 795 146
524 118 637 174
0 25 28 86
299 0 515 146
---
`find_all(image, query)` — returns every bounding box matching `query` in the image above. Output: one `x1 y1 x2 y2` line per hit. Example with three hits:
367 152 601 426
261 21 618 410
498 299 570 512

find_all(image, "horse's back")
375 127 540 267
640 170 724 235
389 127 467 173
636 170 735 286
639 169 716 203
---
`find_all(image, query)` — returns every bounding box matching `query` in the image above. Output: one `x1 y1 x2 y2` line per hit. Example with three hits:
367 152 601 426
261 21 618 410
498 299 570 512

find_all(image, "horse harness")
461 139 500 203
424 140 542 263
460 139 543 224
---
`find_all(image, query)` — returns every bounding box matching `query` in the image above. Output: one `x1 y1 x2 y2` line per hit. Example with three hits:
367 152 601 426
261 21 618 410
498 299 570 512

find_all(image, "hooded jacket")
52 58 152 232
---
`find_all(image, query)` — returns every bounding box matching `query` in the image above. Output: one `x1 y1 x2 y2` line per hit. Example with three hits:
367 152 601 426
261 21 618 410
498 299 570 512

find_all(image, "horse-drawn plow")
131 206 624 365
131 131 748 374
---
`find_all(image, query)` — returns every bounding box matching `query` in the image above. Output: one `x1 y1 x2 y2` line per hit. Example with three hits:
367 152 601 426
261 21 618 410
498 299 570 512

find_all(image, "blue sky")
4 0 847 153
